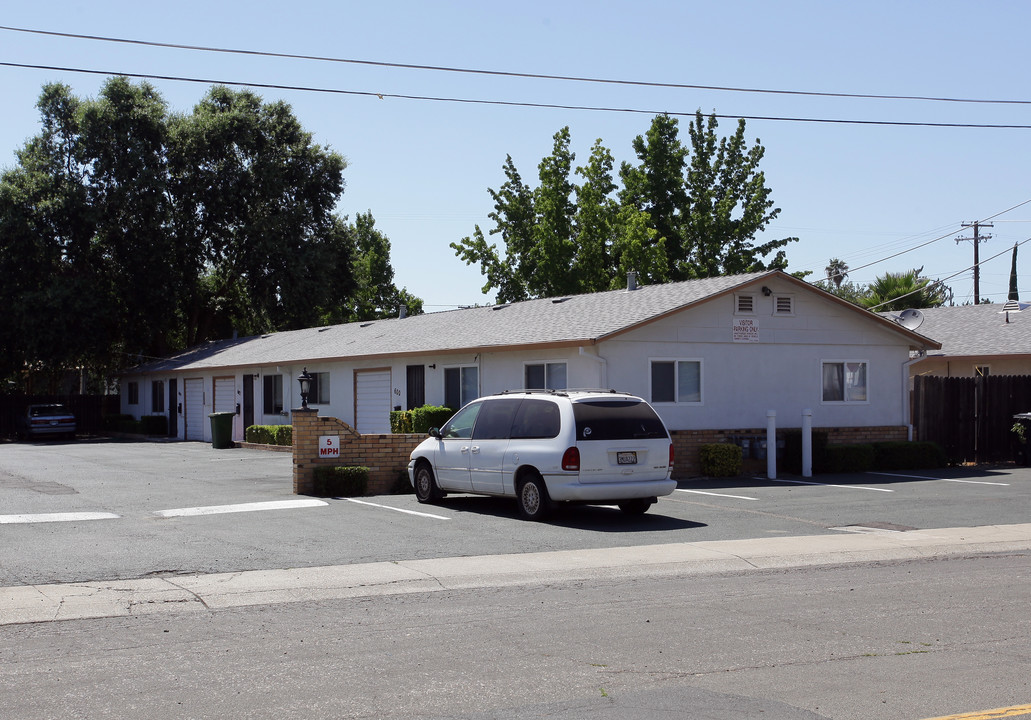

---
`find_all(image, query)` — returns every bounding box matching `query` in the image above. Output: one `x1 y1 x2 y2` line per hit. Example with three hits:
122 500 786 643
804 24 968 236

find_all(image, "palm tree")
860 268 950 312
825 258 849 289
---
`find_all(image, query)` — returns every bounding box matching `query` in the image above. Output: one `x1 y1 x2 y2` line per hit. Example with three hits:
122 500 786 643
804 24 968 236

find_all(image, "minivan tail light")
561 447 580 472
669 443 675 469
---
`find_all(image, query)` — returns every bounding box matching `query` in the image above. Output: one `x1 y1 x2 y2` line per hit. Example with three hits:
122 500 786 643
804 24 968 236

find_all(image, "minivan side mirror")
428 427 442 439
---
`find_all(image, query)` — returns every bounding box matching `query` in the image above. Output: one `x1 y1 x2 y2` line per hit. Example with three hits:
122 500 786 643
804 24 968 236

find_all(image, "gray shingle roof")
902 303 1031 358
132 273 771 373
130 271 934 374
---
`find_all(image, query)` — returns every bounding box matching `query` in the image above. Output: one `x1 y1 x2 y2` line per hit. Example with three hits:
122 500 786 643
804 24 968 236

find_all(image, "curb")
3 523 1030 626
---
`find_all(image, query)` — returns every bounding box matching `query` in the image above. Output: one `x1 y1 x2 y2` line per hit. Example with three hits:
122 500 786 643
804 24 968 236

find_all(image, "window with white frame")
308 372 330 404
650 360 702 404
822 361 868 403
127 381 139 405
444 366 479 410
524 362 567 390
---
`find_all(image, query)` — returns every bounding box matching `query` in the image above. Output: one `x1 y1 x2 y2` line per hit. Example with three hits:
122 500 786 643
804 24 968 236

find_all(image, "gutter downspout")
579 347 608 388
903 349 926 441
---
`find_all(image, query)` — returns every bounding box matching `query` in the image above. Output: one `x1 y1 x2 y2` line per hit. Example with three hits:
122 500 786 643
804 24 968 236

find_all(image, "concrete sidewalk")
3 523 1031 626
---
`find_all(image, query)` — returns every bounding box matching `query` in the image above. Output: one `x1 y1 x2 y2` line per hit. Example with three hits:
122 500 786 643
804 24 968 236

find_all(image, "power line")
3 61 1031 130
3 24 1031 107
866 237 1031 311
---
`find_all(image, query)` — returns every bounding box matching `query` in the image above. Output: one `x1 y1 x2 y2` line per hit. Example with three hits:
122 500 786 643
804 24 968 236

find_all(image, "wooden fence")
913 374 1031 464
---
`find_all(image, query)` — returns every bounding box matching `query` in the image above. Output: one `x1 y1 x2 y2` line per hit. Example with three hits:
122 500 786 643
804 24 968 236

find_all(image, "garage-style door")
214 377 237 442
355 369 391 434
184 378 204 441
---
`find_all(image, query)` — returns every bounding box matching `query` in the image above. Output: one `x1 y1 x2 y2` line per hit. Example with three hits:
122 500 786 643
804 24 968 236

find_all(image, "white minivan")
408 389 676 520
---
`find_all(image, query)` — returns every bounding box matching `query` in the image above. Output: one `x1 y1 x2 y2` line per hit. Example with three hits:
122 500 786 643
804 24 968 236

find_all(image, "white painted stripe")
675 488 758 501
344 498 450 520
0 512 120 524
154 499 327 518
830 525 903 535
868 471 1010 486
771 478 894 493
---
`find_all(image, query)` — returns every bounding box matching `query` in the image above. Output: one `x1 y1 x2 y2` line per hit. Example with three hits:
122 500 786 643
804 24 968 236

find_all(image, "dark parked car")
18 404 77 440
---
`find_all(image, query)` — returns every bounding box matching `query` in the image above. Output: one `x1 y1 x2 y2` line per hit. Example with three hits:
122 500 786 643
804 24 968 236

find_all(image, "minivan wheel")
618 497 654 515
414 463 444 503
517 473 553 521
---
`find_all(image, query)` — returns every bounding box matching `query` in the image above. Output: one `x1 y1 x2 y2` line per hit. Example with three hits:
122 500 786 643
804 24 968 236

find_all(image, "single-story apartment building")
121 270 940 466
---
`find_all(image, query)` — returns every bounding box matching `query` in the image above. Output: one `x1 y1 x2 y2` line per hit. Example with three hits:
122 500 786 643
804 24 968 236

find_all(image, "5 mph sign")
319 436 340 458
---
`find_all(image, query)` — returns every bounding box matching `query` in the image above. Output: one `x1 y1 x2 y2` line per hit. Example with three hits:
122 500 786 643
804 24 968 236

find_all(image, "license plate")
617 451 637 465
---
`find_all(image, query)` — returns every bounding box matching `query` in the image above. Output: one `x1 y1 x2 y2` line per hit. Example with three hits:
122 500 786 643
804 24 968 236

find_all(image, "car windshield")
572 399 668 441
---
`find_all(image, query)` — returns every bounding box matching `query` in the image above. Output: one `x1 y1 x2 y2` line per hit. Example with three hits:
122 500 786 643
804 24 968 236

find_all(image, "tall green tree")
680 112 794 277
453 112 796 300
0 80 419 387
169 85 352 340
332 211 423 322
1009 243 1020 301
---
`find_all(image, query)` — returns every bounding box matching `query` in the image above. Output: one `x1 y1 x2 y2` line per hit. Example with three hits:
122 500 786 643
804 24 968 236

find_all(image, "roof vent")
626 271 638 291
551 297 571 304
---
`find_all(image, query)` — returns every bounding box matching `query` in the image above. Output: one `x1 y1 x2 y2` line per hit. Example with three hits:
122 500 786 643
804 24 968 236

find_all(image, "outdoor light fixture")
762 286 773 296
298 367 312 409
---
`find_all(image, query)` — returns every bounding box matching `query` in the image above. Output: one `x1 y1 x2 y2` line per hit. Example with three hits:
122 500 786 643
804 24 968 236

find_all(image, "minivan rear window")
572 400 668 441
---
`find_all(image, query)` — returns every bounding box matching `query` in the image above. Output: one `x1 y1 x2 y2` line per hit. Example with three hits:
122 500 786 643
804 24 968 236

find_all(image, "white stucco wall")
121 281 922 437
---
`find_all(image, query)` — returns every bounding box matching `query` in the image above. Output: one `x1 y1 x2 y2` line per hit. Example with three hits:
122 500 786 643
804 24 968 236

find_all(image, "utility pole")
956 221 993 304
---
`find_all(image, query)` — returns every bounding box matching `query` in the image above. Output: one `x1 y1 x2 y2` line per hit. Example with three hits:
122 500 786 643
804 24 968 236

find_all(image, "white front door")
355 369 391 434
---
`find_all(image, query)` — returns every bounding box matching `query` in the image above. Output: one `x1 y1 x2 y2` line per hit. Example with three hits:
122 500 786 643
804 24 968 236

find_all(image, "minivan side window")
573 400 668 441
472 398 522 440
441 404 480 439
510 399 561 439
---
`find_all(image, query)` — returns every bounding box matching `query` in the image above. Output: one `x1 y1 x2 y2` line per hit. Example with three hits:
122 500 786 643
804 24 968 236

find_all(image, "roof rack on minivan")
494 388 631 397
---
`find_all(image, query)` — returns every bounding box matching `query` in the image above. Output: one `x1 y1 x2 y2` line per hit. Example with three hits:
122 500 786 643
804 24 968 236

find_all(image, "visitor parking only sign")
319 436 340 458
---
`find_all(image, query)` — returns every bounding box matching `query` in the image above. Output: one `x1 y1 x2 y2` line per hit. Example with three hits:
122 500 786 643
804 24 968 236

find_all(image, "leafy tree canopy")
0 79 418 391
452 112 797 302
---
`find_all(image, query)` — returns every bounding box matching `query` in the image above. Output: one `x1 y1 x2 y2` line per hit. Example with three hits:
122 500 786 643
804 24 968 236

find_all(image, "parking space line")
868 471 1010 486
675 489 758 501
770 478 894 492
344 498 450 520
0 512 120 524
153 499 327 518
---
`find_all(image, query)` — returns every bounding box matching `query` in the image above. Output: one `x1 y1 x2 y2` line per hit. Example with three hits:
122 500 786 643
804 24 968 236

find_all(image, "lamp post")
298 367 312 410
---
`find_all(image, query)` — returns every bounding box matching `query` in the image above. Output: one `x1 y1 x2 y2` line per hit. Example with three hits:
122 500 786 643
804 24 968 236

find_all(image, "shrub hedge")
391 405 454 434
312 466 369 497
245 424 292 446
699 443 743 477
788 439 946 474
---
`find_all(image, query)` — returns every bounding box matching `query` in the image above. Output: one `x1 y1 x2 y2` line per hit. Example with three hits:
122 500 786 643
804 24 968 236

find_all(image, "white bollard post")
802 408 813 478
766 410 777 479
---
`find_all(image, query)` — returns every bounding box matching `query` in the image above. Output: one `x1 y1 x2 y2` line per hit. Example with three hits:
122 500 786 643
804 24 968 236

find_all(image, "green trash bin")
208 412 235 449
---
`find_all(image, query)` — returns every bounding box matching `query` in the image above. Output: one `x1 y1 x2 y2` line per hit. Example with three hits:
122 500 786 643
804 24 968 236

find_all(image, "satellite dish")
897 308 924 330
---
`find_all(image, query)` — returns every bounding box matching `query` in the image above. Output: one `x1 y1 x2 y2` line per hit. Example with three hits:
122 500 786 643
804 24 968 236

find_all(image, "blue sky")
2 1 1029 310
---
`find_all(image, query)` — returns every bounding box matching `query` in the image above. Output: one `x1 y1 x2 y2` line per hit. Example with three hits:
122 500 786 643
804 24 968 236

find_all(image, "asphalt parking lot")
2 437 1030 587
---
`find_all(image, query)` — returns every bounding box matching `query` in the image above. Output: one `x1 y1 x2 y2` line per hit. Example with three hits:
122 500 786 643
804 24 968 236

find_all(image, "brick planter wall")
670 425 908 479
292 408 909 492
291 408 423 495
